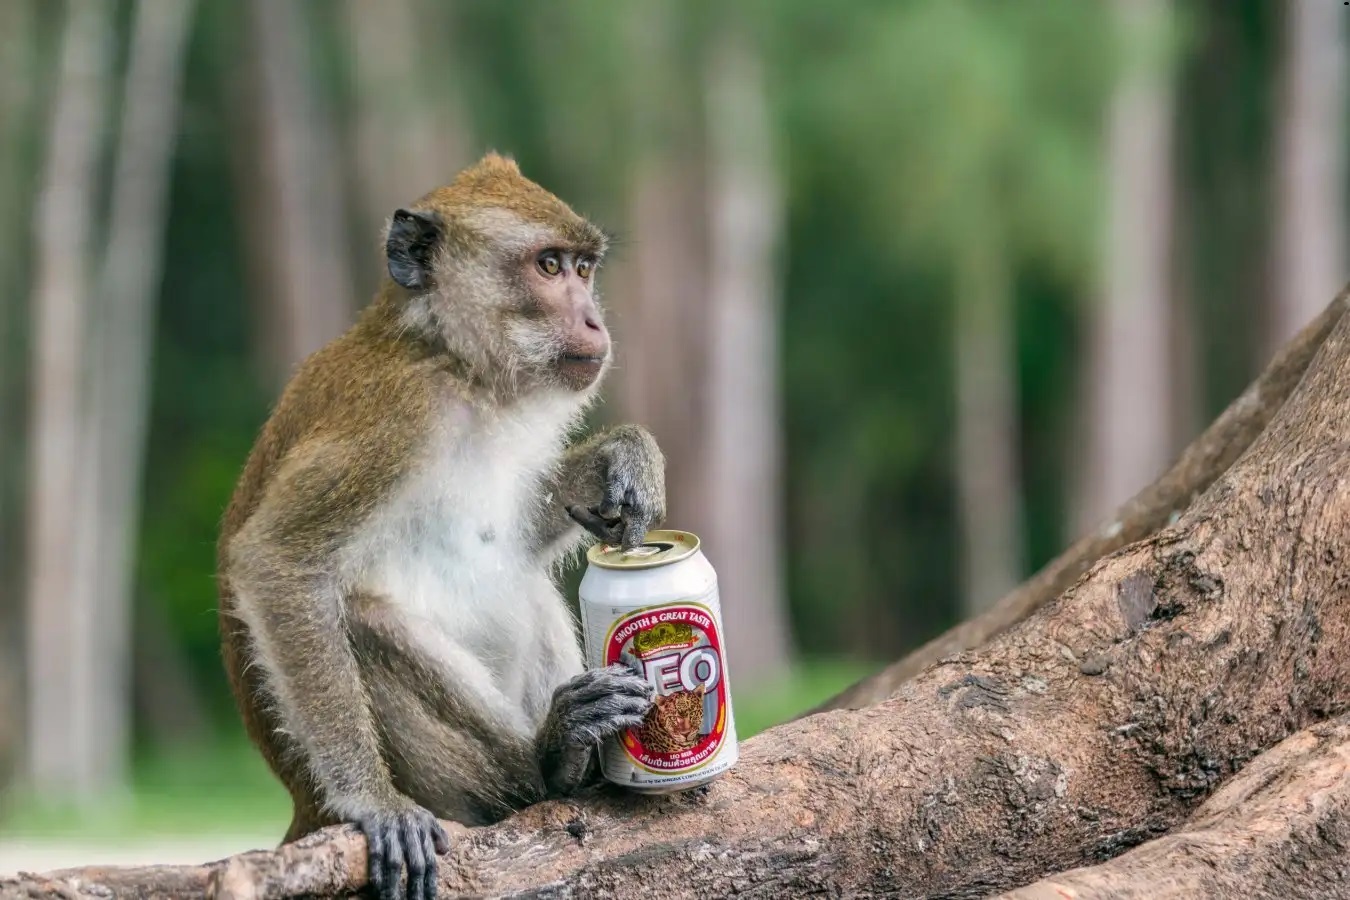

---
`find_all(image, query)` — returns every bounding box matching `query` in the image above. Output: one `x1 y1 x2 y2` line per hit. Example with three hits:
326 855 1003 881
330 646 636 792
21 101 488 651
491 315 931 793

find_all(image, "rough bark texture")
998 715 1350 899
817 284 1350 713
10 290 1350 898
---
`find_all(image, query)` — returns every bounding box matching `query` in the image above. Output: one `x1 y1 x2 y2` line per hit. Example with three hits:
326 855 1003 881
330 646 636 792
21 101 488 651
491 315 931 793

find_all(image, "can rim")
585 529 701 570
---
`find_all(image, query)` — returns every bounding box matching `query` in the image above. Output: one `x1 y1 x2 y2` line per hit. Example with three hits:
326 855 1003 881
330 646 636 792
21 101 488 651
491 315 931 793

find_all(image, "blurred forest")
0 0 1346 852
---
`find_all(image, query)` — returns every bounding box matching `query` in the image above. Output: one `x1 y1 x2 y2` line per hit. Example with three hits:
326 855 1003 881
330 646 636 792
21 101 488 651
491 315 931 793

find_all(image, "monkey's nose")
583 310 603 332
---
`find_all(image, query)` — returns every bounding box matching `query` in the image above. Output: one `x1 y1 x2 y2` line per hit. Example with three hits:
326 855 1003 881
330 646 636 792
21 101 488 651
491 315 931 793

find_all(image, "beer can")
578 529 738 794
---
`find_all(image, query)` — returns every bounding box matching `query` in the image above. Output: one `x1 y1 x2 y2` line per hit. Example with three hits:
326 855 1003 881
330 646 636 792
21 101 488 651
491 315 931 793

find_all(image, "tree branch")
813 285 1350 713
997 714 1350 899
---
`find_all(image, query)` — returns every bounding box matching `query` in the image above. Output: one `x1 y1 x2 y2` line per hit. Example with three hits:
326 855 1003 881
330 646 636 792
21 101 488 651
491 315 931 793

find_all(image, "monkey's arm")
532 424 667 557
226 448 447 899
350 596 653 811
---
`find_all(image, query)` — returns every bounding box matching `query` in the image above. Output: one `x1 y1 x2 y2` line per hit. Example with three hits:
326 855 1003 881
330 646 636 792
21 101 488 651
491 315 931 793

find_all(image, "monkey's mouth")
559 354 606 369
557 353 607 386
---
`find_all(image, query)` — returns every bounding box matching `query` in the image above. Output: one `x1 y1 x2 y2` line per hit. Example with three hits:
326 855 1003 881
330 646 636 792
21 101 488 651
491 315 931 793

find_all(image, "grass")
732 657 880 738
1 739 290 840
0 657 879 839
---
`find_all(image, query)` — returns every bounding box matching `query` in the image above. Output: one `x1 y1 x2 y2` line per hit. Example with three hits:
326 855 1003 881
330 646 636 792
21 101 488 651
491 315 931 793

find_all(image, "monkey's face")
384 154 614 396
513 245 611 391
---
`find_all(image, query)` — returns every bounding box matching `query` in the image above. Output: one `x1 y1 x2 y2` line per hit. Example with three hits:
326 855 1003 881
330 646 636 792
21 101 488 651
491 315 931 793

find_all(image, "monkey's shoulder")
220 336 455 549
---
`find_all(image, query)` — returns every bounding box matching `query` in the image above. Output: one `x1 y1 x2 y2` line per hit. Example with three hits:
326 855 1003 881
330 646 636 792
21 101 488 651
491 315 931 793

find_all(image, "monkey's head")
382 153 612 396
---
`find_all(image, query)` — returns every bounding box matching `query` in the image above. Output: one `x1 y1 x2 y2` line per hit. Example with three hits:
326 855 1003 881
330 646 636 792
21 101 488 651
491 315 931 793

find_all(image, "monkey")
216 153 666 900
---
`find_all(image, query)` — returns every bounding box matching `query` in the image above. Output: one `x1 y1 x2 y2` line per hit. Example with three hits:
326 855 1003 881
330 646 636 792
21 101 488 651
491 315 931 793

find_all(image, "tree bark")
12 292 1350 896
817 284 1350 712
998 714 1350 899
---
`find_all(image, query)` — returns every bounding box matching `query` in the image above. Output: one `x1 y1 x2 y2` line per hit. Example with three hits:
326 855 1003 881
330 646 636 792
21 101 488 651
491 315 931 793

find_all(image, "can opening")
622 541 675 559
586 529 700 569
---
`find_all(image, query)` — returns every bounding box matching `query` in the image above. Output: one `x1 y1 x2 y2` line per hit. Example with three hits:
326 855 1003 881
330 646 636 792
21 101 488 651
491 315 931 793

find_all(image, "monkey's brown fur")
216 155 664 896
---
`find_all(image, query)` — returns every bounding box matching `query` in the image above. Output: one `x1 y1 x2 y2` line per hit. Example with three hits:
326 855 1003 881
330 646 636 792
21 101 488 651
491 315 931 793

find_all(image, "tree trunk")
23 0 113 802
0 0 37 791
1075 0 1176 533
76 0 198 791
341 0 472 274
1270 0 1346 351
610 1 710 534
954 230 1025 615
235 0 355 384
700 29 793 687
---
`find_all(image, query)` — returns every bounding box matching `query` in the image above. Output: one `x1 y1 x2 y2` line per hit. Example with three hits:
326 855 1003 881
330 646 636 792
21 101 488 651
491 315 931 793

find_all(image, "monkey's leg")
531 424 666 556
227 460 449 900
349 593 547 821
350 595 653 815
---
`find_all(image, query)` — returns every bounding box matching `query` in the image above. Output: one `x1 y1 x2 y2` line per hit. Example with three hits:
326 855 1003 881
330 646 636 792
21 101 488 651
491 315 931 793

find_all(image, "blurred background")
0 0 1344 872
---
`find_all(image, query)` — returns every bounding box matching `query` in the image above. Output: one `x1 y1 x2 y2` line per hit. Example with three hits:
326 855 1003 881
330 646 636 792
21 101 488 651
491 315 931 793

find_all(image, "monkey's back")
215 308 449 838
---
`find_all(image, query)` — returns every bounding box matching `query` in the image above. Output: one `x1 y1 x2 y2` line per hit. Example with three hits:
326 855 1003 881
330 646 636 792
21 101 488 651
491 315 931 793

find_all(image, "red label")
605 604 728 774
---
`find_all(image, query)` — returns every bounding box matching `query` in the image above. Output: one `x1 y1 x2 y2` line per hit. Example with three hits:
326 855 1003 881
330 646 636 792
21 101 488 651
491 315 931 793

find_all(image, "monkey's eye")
576 257 595 279
537 251 562 277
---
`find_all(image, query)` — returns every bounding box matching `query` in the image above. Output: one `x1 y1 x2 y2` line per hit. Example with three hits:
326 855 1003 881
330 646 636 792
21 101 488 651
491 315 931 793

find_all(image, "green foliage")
793 0 1115 279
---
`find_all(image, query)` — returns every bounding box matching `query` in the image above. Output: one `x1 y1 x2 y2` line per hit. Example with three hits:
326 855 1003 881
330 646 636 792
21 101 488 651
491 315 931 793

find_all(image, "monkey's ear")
386 208 443 290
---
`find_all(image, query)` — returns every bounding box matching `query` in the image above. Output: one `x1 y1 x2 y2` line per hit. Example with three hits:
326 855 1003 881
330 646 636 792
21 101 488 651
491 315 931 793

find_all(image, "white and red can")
578 529 738 794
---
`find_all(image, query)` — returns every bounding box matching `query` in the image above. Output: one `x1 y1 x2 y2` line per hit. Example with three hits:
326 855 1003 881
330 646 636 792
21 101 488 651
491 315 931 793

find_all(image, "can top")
585 529 701 570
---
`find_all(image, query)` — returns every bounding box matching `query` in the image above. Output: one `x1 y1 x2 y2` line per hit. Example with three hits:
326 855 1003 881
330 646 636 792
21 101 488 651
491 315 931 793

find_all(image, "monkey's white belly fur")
341 392 586 736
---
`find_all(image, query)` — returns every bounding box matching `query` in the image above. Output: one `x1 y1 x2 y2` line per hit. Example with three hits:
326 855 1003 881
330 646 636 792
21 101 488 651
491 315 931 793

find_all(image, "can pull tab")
620 541 674 560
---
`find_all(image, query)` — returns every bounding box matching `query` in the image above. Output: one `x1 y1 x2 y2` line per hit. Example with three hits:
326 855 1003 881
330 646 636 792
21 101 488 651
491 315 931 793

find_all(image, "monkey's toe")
359 806 448 900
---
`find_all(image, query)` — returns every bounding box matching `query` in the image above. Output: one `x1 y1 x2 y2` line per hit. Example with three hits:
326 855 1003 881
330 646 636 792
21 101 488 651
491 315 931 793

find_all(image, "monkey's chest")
346 486 570 707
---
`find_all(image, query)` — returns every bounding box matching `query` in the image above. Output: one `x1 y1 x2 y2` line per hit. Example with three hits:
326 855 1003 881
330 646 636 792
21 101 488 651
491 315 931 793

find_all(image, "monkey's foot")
357 803 449 900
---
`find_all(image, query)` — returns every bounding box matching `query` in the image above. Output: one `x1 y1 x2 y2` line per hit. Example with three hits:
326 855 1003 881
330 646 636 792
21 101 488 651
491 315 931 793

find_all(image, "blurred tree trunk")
1075 0 1176 534
0 0 37 789
235 0 355 385
24 0 113 801
611 2 710 537
954 228 1024 616
1270 0 1345 351
343 0 472 259
701 31 792 685
77 0 199 768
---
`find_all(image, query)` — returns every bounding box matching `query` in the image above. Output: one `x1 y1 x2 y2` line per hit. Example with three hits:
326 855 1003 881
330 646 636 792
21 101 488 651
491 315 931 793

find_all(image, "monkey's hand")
537 663 654 796
566 424 666 551
354 795 450 900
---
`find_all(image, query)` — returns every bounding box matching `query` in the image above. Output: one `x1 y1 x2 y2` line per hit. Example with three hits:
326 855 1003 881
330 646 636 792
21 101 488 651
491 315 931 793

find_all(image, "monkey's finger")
365 823 389 899
431 820 451 856
568 505 621 544
604 713 649 733
599 470 633 520
619 511 646 551
566 693 655 733
566 674 655 705
401 818 429 900
420 824 444 899
382 824 406 900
